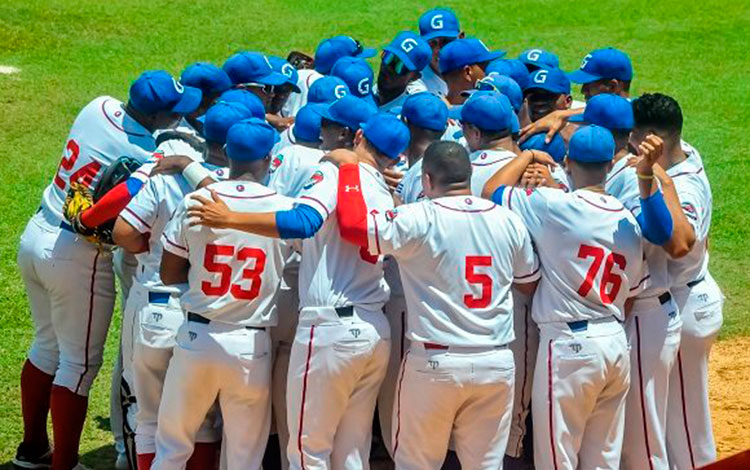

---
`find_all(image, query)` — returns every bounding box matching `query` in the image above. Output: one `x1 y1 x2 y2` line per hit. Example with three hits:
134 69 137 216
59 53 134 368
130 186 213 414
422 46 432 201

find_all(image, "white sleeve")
297 161 339 220
674 182 707 238
628 242 650 298
120 177 161 233
496 186 550 238
161 198 190 259
366 203 429 258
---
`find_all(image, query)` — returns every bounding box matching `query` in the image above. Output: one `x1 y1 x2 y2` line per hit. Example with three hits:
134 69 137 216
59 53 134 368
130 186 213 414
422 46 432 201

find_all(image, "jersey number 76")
577 244 626 305
201 244 267 300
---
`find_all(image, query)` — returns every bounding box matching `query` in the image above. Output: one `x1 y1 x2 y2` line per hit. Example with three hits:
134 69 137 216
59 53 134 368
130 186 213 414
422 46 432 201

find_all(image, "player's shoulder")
470 149 515 166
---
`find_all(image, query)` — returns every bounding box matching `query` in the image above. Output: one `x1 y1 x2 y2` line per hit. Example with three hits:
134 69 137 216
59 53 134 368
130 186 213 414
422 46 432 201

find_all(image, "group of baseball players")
14 6 724 470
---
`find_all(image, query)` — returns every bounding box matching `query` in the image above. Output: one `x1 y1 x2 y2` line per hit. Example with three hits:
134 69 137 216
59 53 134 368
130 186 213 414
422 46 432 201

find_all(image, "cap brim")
255 71 289 86
567 69 602 84
172 86 203 114
383 46 418 71
421 30 460 41
196 114 206 124
318 105 347 128
479 50 507 63
448 105 463 120
356 47 377 59
525 85 567 95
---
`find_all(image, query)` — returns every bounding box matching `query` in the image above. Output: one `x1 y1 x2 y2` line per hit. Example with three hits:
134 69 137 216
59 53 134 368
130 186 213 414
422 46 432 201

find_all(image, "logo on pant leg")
152 312 163 322
188 331 197 341
349 328 361 338
428 360 439 370
569 343 582 353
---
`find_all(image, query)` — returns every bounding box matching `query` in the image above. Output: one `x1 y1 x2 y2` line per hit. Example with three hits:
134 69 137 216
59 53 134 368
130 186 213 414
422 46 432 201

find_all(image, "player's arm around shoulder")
113 175 164 253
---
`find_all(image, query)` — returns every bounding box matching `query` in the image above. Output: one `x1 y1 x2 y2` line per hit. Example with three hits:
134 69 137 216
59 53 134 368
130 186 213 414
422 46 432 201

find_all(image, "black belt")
149 292 171 304
567 320 588 332
687 277 705 288
37 206 74 233
658 292 672 305
335 306 354 318
187 312 264 330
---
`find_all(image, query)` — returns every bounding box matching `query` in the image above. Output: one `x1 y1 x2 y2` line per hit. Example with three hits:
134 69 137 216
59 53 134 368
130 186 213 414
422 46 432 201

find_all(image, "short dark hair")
632 92 683 135
422 141 471 187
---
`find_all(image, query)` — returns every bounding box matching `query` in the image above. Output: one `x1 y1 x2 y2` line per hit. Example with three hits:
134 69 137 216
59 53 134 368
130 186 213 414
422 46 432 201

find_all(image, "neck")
612 146 630 163
577 184 606 193
483 136 515 153
441 186 471 197
355 146 378 170
377 84 405 105
124 102 156 133
228 169 258 182
657 138 686 170
446 88 467 105
405 139 433 166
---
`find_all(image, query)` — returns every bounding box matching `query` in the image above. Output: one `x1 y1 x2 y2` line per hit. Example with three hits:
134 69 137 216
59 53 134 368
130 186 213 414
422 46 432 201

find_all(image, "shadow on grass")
0 443 118 470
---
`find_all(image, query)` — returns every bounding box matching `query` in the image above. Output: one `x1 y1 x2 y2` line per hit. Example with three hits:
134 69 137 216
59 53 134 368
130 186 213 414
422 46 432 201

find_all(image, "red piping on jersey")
101 99 151 137
400 311 406 359
164 236 187 252
336 164 370 248
515 265 540 281
630 274 650 292
123 206 152 230
507 186 515 211
213 190 277 200
432 200 497 213
471 156 514 167
299 196 330 218
548 339 559 470
575 194 626 212
393 350 410 457
75 250 99 394
605 162 629 184
677 351 697 469
670 166 704 179
297 325 315 470
635 317 655 470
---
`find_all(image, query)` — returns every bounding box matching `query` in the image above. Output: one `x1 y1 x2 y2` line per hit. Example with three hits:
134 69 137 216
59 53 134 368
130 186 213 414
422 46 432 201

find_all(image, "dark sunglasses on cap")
238 82 276 96
381 51 409 76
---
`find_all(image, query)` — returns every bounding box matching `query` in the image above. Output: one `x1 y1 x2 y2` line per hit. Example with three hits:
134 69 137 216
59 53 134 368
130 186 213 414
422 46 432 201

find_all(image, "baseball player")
113 100 257 470
373 31 431 112
15 70 201 470
330 57 374 100
439 38 505 105
417 8 463 97
180 62 234 132
524 68 572 126
483 125 650 470
267 56 302 131
152 118 290 470
334 140 540 470
186 112 409 470
630 93 723 468
272 102 326 159
518 48 560 72
223 51 291 110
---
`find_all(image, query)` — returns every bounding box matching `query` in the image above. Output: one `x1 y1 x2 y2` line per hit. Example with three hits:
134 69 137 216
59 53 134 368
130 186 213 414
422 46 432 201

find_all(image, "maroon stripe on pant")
547 339 559 470
297 325 316 470
677 351 697 469
514 305 531 456
75 250 99 394
635 317 654 469
392 350 411 457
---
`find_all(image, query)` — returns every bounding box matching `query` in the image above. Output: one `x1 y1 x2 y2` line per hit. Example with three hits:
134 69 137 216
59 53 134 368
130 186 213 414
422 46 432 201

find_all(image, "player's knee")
28 342 60 376
54 357 104 396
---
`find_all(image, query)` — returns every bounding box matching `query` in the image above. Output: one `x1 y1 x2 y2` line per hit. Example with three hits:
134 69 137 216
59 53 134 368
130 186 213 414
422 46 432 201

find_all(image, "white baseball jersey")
296 161 393 308
469 149 517 196
162 181 294 326
362 195 539 346
396 158 426 204
40 96 156 223
270 126 296 156
267 144 325 197
665 147 712 287
281 69 323 118
495 186 648 323
419 66 449 97
442 119 464 143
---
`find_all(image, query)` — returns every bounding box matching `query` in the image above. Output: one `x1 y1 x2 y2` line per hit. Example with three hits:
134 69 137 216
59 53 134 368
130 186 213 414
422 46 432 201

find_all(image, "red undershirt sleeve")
336 163 370 247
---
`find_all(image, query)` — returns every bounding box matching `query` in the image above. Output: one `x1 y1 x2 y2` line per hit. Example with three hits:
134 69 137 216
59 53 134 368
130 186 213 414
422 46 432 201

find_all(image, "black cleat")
12 443 52 469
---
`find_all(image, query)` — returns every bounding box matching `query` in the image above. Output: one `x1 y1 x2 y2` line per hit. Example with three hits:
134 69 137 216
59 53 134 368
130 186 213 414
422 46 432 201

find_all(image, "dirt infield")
711 336 750 458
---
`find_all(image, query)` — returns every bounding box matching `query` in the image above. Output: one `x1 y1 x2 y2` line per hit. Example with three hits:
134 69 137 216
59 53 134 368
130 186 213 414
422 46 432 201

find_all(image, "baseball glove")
287 50 315 70
63 156 142 245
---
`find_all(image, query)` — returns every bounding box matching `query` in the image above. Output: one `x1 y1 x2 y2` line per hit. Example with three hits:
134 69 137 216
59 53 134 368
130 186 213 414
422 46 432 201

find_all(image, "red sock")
50 385 88 470
20 359 54 454
186 441 220 470
137 453 155 470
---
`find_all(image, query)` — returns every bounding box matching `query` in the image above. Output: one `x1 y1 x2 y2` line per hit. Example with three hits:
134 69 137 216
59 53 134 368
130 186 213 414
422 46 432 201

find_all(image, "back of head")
422 141 471 187
632 92 683 136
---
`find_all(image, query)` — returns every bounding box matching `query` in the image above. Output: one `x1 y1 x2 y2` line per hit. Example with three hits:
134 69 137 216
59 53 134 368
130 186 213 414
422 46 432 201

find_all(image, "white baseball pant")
667 273 723 469
153 320 272 470
533 317 630 470
18 210 115 396
505 290 538 458
377 292 408 457
286 305 390 470
621 293 681 470
392 342 515 470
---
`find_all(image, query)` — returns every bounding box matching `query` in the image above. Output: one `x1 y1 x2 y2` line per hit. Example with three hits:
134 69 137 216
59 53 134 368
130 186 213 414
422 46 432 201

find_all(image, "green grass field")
1 0 748 466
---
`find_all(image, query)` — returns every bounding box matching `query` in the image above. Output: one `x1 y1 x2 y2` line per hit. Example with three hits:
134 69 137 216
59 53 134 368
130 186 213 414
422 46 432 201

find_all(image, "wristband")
637 172 655 180
183 162 212 189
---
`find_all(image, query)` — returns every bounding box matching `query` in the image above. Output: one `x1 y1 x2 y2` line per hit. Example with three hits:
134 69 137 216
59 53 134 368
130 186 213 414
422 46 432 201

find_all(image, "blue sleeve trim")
275 203 324 239
491 185 506 205
638 190 673 245
125 177 144 196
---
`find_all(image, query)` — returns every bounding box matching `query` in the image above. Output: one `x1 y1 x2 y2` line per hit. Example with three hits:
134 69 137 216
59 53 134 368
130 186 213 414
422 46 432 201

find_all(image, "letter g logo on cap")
282 63 295 78
527 49 542 62
534 70 548 84
357 78 370 95
580 54 592 69
172 78 184 94
401 38 418 53
334 85 348 99
430 14 444 29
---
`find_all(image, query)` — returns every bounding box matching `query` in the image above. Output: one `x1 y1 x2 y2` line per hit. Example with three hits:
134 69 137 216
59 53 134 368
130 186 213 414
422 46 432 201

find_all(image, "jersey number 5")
464 255 493 308
577 244 626 304
201 244 267 300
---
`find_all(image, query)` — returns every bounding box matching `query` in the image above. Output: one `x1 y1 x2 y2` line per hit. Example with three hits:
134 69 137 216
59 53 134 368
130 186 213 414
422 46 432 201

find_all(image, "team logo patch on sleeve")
270 154 284 174
385 209 399 221
303 170 324 190
682 202 698 220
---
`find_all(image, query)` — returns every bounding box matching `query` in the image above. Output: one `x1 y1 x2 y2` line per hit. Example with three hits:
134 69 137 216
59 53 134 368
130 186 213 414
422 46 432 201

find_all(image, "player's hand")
519 110 571 144
150 155 193 176
636 134 664 175
529 150 557 167
522 163 554 189
266 114 295 131
187 190 232 228
322 149 359 167
383 166 403 192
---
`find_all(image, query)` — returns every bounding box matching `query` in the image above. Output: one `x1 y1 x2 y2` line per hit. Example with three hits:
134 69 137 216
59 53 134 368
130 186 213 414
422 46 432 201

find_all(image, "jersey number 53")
201 244 267 300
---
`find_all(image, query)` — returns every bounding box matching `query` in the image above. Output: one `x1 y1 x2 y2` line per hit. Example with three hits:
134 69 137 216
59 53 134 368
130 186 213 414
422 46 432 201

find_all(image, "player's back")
394 195 537 346
469 149 516 196
40 96 156 222
171 181 294 326
267 144 325 197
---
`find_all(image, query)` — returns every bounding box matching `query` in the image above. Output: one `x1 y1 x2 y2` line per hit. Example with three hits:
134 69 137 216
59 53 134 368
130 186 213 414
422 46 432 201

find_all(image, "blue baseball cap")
520 132 567 163
361 113 410 160
439 38 505 74
292 103 327 143
225 118 279 162
419 8 461 41
268 56 301 92
129 70 202 115
568 47 633 84
383 31 432 72
201 101 255 144
319 95 377 131
223 52 288 86
308 76 349 103
526 68 571 95
460 90 514 132
486 58 530 89
180 62 232 96
330 57 374 98
401 92 449 132
314 36 376 75
569 93 634 130
217 89 266 119
568 125 615 163
464 73 523 112
518 49 559 70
